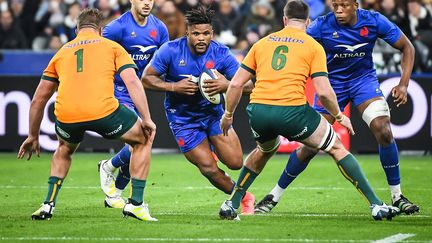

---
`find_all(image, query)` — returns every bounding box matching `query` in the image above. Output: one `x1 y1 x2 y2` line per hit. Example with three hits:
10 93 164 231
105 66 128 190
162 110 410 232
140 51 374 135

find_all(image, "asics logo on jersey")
335 43 368 52
130 45 157 61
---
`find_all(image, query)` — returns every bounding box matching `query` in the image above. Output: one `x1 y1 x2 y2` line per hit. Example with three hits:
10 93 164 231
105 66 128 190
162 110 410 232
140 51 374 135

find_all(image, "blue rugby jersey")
307 9 401 85
103 12 168 104
149 37 239 123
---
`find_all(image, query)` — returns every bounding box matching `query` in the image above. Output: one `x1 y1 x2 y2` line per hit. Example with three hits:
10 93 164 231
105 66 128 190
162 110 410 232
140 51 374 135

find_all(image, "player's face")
130 0 154 19
331 0 358 25
186 24 213 55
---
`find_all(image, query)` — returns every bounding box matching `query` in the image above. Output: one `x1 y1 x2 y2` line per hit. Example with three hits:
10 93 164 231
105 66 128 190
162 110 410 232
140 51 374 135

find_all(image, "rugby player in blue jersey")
142 5 256 214
255 0 419 215
98 0 169 209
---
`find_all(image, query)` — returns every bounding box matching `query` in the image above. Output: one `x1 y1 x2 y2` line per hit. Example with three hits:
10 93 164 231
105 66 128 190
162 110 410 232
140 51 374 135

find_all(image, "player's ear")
283 16 288 26
306 18 311 27
98 27 102 36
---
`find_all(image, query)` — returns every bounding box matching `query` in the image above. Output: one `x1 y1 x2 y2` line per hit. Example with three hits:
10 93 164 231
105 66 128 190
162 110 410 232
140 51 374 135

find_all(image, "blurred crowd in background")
0 0 431 73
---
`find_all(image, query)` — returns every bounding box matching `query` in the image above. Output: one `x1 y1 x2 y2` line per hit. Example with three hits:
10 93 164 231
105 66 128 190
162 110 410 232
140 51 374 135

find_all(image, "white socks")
269 184 286 202
390 184 402 202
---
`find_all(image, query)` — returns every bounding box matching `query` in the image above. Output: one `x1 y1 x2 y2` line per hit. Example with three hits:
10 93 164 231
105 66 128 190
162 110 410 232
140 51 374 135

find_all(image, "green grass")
0 152 431 242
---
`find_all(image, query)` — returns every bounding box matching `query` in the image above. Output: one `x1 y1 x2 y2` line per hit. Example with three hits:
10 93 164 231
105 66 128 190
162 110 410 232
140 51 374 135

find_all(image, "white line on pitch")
1 185 430 191
372 233 416 243
0 237 369 242
154 212 430 218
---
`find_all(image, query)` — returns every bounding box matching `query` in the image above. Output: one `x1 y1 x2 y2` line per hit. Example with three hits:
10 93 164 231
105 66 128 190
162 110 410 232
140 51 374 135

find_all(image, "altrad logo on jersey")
130 45 157 61
334 43 368 58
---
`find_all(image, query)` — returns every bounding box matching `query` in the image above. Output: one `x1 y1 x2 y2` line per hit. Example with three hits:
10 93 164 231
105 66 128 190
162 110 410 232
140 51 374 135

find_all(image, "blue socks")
378 140 400 186
111 145 131 190
115 164 130 190
278 150 309 189
111 145 131 168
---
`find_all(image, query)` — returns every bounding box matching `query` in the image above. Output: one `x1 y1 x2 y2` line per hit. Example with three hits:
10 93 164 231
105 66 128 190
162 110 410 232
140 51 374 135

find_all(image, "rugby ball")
198 69 223 104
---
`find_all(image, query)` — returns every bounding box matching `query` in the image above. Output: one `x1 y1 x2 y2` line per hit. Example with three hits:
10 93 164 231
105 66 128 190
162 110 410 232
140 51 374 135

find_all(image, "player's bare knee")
225 161 242 170
198 162 219 178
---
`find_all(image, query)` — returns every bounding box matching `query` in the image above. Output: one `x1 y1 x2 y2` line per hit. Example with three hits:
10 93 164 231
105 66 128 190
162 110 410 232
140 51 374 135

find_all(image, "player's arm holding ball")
142 43 198 96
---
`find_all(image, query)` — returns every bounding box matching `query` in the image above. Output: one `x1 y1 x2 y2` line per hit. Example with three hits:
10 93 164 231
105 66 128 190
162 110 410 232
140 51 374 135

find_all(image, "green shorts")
55 104 138 144
247 103 321 144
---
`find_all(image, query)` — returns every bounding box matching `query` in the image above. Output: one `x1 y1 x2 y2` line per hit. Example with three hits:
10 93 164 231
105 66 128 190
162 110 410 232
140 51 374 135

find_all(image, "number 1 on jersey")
74 48 84 72
271 45 288 70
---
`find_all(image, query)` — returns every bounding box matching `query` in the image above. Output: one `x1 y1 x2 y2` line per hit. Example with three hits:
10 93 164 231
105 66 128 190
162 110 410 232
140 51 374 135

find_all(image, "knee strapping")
362 99 390 127
317 122 336 152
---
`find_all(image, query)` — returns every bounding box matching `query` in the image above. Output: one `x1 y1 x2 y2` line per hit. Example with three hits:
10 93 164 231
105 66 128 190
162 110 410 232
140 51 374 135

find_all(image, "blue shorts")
313 78 383 114
169 118 222 153
118 99 140 117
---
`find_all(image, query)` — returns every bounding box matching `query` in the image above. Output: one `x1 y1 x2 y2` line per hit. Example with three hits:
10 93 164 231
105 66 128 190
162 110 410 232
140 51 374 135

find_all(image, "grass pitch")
0 152 431 242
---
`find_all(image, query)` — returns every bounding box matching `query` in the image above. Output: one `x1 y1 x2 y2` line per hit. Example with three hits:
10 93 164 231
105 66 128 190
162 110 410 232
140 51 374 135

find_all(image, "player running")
255 0 419 215
141 5 256 214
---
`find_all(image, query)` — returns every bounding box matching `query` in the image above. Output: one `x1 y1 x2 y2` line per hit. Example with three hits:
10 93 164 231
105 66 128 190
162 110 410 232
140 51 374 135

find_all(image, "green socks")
130 178 146 205
337 154 382 205
230 166 258 209
44 176 63 204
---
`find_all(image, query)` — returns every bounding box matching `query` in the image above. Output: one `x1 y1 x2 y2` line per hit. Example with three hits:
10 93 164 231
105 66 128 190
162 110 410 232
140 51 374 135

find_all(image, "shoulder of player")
357 8 382 24
147 14 168 27
158 37 184 53
314 12 334 25
101 37 126 51
208 40 230 53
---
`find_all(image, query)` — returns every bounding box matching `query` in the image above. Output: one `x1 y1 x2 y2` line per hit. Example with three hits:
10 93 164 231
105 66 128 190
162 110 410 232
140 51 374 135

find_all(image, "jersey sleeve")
113 43 137 74
376 13 401 45
149 42 171 75
310 43 328 78
158 22 169 46
240 44 257 75
102 20 122 42
219 48 239 80
306 18 322 41
42 52 60 82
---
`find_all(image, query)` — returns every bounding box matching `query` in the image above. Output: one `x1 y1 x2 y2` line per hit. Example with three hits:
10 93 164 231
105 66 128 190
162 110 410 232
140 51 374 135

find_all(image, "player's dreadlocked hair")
185 5 215 26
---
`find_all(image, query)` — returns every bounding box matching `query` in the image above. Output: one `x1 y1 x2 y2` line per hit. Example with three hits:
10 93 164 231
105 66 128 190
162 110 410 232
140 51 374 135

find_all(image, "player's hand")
337 114 355 135
203 70 228 96
141 119 156 142
17 136 40 160
391 84 408 107
220 114 233 136
173 77 198 95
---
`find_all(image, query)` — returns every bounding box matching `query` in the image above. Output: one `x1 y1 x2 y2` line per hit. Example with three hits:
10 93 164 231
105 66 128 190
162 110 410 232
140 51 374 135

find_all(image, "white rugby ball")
198 69 223 104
